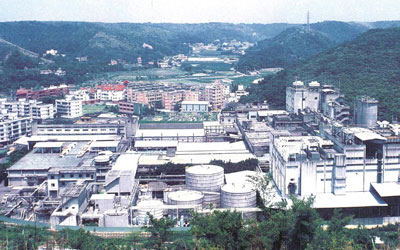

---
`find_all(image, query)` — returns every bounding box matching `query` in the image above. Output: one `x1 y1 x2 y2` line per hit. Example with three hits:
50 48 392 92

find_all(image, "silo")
167 190 204 218
356 96 378 128
221 183 257 219
185 165 224 192
136 199 164 225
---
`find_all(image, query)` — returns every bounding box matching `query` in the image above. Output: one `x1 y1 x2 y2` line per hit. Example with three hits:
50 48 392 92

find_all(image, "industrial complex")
1 80 400 229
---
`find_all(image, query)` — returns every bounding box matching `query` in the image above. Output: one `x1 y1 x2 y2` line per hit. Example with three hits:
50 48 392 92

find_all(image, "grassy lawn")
82 104 106 115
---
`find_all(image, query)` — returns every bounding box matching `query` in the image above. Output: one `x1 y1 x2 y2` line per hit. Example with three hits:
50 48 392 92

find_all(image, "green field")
82 104 106 115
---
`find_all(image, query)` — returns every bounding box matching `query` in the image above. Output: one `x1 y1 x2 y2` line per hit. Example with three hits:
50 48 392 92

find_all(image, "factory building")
286 81 351 124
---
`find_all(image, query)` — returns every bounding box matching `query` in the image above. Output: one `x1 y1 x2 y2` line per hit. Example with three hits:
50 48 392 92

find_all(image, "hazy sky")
1 0 400 24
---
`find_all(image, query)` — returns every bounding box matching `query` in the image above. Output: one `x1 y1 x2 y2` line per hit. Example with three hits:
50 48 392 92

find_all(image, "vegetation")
236 27 335 72
236 21 368 72
154 159 258 175
242 27 400 120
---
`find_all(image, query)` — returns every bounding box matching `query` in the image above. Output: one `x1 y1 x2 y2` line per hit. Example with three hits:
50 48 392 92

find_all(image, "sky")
1 0 400 24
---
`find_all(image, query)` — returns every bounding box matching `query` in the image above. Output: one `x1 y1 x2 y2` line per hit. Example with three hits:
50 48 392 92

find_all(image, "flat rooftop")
90 141 120 148
371 182 400 197
8 141 95 171
181 101 209 105
33 141 64 148
313 192 387 209
139 123 203 130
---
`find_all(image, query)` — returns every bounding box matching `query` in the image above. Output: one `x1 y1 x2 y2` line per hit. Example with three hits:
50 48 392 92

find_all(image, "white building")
32 103 55 120
181 101 209 112
0 115 32 144
56 98 82 119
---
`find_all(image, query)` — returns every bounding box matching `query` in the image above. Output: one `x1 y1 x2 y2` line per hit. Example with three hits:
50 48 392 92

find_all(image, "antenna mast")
307 11 311 33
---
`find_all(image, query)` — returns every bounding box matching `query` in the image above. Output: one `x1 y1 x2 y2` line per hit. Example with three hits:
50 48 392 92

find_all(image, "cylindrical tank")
221 183 256 219
94 155 110 165
136 199 164 225
167 190 204 219
203 191 221 208
186 165 224 192
356 97 378 128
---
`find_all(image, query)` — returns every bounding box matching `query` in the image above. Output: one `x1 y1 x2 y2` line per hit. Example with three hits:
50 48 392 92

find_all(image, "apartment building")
16 84 70 100
0 115 32 144
56 98 82 119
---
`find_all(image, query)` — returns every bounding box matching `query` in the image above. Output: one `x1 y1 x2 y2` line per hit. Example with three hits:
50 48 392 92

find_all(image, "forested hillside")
236 21 368 72
242 28 400 120
0 22 298 64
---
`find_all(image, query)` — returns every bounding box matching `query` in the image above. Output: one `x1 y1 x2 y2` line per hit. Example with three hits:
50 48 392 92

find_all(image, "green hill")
0 22 299 64
242 28 400 121
236 21 368 72
235 27 336 71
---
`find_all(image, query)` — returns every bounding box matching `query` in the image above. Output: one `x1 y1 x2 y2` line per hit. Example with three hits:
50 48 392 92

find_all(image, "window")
50 175 55 179
79 174 82 178
86 174 90 177
70 174 73 178
61 174 65 178
51 183 55 187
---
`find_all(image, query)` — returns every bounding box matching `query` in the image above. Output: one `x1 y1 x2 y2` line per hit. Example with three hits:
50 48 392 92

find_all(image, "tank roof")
186 165 224 175
137 199 163 207
222 183 254 193
168 190 203 201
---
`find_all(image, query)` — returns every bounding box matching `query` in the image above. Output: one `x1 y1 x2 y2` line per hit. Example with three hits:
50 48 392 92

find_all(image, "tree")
191 210 245 250
145 214 175 249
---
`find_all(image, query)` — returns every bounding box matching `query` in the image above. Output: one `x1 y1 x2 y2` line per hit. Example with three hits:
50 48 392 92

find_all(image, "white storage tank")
221 183 257 219
94 155 110 165
136 199 164 225
186 165 224 192
167 190 204 218
203 191 221 208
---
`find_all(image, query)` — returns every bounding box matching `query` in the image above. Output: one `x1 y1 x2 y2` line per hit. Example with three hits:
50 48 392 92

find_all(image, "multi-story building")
32 103 55 120
16 84 70 100
286 81 351 124
201 81 226 110
56 98 82 119
95 84 126 102
0 115 32 144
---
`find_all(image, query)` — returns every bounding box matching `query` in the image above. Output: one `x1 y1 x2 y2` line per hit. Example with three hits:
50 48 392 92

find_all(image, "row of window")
50 173 93 179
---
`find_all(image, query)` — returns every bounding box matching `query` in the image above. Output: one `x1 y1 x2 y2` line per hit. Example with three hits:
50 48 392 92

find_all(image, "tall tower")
306 11 311 33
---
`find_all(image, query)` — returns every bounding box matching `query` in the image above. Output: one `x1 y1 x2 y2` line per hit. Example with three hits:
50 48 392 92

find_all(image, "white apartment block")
32 104 55 120
0 116 32 144
56 99 82 119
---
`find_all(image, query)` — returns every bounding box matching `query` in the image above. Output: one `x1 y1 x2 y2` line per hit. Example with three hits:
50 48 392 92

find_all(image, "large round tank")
186 165 224 192
167 190 204 218
136 199 164 225
221 183 257 219
203 191 221 208
168 190 204 206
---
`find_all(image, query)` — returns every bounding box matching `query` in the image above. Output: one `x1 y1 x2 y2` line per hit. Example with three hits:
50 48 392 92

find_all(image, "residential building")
56 98 82 119
32 103 55 120
16 84 70 100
